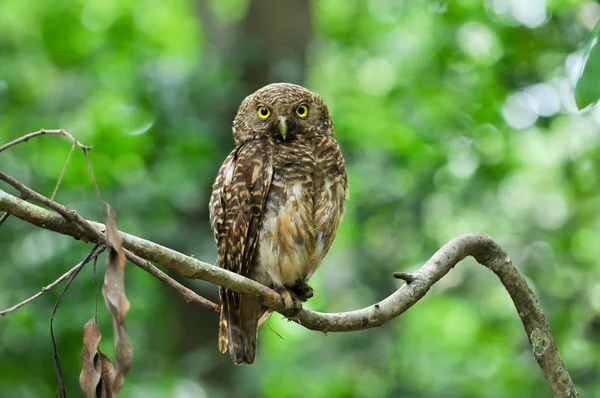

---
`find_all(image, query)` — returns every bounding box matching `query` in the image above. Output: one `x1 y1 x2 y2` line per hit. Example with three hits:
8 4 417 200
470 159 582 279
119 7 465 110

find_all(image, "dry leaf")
98 352 116 398
79 319 102 397
102 204 132 394
79 318 118 398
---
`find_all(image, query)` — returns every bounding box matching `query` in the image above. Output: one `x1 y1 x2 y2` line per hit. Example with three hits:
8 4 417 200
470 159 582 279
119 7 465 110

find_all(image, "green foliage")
576 18 600 109
1 1 599 397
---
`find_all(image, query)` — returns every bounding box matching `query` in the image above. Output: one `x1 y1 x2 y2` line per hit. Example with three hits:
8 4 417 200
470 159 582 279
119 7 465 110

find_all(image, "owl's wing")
209 149 236 245
307 136 348 279
209 142 273 359
211 142 273 274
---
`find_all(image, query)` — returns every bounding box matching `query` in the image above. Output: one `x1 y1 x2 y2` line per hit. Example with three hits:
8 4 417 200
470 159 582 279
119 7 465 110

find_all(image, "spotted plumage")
209 83 348 364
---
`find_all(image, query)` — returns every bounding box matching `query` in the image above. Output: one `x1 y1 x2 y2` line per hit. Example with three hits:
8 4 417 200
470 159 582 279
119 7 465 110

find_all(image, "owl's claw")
291 282 314 302
276 287 303 317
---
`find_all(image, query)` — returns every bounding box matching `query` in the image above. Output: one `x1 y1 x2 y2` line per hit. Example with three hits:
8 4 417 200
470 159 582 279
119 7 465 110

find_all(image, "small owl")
209 83 348 364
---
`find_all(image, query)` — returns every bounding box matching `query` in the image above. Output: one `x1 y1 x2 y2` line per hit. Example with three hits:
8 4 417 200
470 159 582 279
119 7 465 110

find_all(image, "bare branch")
0 187 579 397
0 184 282 304
123 250 219 312
297 234 578 398
0 211 11 227
0 193 28 228
0 171 104 240
0 180 219 313
0 129 92 153
0 247 105 316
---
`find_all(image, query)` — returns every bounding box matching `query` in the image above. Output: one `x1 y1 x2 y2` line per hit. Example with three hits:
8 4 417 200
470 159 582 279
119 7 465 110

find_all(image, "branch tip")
392 271 416 283
0 129 93 153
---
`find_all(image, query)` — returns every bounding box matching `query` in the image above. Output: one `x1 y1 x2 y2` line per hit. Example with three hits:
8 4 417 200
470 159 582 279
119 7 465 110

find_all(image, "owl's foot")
276 287 303 317
290 282 314 302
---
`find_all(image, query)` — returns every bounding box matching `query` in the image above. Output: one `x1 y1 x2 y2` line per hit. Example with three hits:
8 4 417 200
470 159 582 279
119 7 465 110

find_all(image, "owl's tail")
219 287 260 364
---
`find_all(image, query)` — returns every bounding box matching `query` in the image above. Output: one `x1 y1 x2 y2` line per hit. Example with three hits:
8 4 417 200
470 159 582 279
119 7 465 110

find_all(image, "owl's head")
232 83 333 144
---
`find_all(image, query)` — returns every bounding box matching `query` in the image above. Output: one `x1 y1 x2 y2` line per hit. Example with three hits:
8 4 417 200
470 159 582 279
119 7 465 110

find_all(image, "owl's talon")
277 287 303 317
291 282 314 302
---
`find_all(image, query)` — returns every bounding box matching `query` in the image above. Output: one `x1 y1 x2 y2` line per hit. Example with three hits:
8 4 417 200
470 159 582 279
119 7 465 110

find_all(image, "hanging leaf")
102 204 132 394
79 319 102 397
79 318 117 398
98 353 116 398
575 19 600 110
54 245 103 398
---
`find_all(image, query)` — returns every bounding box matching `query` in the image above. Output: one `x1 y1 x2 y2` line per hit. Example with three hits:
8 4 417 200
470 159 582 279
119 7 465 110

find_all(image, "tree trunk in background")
239 0 311 90
173 0 311 393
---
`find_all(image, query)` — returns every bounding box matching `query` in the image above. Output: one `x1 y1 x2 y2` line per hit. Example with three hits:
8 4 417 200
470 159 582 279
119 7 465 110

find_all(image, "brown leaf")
102 204 132 394
79 319 102 397
98 352 116 398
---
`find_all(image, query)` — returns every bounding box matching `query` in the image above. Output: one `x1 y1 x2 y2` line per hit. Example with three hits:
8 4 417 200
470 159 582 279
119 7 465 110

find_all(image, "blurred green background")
1 0 599 397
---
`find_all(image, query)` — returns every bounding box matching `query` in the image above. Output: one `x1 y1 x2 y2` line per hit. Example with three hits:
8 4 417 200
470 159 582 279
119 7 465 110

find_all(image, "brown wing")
209 149 236 244
209 141 273 362
307 136 348 279
209 148 236 354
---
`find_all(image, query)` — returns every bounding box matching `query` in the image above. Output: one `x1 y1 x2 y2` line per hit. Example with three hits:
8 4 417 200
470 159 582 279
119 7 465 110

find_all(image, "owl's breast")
250 156 316 288
249 138 346 289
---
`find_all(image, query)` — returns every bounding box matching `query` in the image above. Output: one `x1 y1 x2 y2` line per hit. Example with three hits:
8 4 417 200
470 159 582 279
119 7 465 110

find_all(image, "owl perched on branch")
209 83 348 364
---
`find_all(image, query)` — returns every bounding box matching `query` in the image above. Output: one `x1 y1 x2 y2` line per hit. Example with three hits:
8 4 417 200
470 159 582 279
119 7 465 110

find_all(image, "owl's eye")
257 106 271 119
295 104 309 119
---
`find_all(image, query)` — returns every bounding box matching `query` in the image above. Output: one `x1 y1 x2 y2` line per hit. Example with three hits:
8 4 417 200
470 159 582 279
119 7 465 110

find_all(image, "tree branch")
0 246 105 316
0 186 579 397
0 175 218 313
0 185 283 308
0 129 92 153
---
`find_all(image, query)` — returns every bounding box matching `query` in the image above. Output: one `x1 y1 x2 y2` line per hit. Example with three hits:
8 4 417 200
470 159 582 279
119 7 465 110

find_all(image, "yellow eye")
295 104 309 119
257 106 271 119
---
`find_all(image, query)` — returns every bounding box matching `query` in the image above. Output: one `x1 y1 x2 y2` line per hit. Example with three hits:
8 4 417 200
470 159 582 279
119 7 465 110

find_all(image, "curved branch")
0 187 578 397
0 129 92 153
296 235 578 397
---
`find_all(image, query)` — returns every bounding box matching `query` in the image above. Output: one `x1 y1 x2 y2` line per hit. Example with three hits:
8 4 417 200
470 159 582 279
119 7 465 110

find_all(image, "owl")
209 83 348 364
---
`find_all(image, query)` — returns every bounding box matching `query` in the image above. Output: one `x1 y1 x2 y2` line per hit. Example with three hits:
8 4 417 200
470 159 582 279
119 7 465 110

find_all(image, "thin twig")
0 129 92 153
267 314 284 340
83 149 105 221
0 212 10 227
0 247 105 316
0 171 103 240
124 251 218 312
93 254 100 323
0 130 88 224
50 141 76 202
51 244 104 398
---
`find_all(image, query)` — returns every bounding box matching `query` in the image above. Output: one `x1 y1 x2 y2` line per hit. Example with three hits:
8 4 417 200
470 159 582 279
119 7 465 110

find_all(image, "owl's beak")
278 116 288 140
